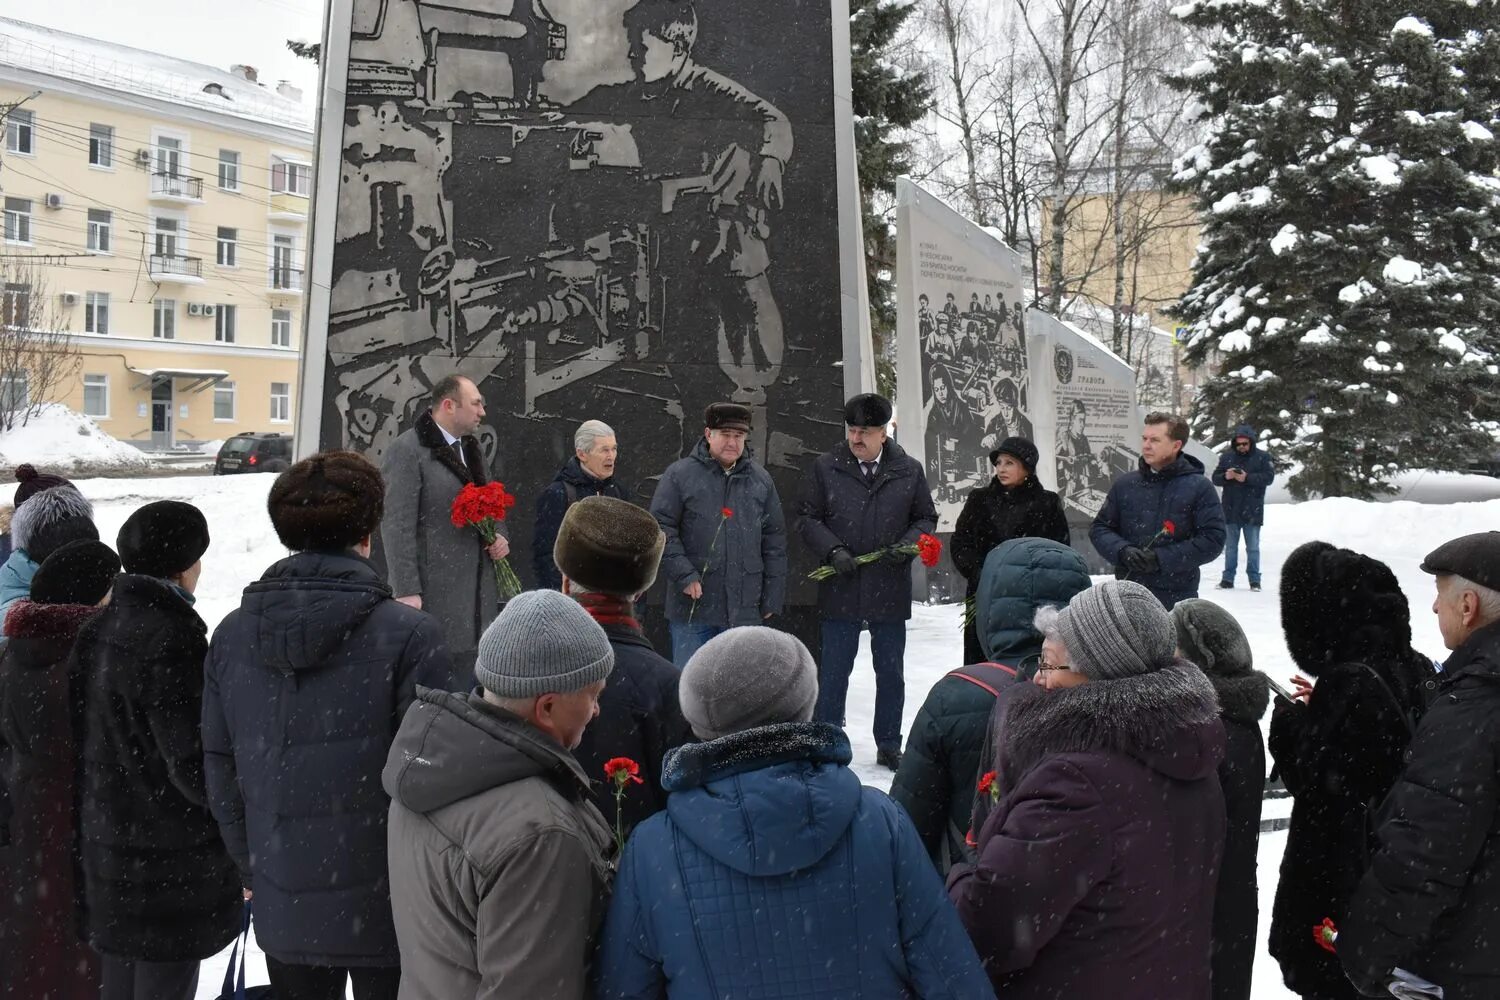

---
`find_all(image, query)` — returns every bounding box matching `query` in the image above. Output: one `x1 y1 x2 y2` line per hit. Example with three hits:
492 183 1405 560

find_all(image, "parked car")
213 433 293 475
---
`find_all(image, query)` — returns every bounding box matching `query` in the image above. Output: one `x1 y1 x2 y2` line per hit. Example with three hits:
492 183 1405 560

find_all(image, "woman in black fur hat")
1267 541 1436 999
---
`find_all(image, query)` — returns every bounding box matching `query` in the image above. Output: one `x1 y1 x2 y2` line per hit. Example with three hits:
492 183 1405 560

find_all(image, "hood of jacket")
0 549 37 599
1231 424 1257 449
3 598 99 642
383 687 593 814
660 722 862 877
1280 540 1414 677
999 662 1225 789
12 485 92 553
1139 450 1207 482
555 455 618 491
975 537 1091 662
238 551 391 676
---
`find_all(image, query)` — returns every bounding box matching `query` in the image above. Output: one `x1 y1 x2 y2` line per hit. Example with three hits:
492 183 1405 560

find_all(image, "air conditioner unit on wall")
200 304 216 317
44 193 63 210
187 302 203 316
59 291 78 307
136 149 151 165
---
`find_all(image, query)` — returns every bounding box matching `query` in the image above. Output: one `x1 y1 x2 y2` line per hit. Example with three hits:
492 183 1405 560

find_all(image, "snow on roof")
0 17 312 133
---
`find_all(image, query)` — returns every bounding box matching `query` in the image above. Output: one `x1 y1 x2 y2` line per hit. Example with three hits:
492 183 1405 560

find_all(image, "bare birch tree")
0 259 82 432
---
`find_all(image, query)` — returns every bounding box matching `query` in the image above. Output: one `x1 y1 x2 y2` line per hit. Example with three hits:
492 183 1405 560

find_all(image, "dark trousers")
266 957 401 1000
815 619 907 751
98 954 199 1000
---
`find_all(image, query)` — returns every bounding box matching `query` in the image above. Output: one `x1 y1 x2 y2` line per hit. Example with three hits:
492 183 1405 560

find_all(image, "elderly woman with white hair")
949 580 1228 1000
532 418 630 589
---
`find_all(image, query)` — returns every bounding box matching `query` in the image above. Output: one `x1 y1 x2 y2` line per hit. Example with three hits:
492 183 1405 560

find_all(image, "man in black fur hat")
798 393 936 770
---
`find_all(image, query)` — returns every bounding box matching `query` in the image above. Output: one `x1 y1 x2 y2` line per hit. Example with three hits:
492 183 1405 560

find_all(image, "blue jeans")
815 619 907 751
1222 522 1262 586
669 622 731 669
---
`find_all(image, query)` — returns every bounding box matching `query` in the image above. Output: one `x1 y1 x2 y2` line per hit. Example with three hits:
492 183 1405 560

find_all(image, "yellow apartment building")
0 17 310 449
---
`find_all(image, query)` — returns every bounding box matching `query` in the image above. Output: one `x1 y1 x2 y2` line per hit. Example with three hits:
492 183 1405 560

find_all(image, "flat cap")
1421 531 1500 591
705 402 752 432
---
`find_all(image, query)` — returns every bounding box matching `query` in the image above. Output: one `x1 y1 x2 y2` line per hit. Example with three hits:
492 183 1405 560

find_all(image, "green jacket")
890 538 1090 871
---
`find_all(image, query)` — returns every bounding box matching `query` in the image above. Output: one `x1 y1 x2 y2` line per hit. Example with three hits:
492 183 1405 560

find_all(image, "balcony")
267 191 308 221
150 172 203 203
269 266 304 293
148 254 204 283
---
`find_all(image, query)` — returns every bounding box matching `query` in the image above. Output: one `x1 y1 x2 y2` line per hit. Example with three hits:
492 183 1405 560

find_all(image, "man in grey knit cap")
382 590 616 1000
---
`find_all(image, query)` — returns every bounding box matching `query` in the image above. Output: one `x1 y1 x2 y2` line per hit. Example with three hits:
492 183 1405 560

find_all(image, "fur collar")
3 599 99 641
999 662 1222 790
1208 670 1270 725
414 408 486 486
663 721 849 792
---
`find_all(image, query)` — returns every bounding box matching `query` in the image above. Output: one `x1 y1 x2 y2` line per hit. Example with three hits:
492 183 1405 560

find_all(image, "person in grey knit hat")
679 626 818 740
474 588 614 705
1050 579 1177 682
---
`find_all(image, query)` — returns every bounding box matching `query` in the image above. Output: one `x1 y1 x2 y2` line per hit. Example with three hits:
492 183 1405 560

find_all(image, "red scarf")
574 592 639 630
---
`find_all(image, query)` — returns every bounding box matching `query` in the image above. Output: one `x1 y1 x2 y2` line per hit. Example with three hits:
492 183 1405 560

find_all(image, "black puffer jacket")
1208 672 1270 1000
202 551 453 967
1267 541 1435 999
1340 619 1500 1000
75 574 241 962
532 458 632 590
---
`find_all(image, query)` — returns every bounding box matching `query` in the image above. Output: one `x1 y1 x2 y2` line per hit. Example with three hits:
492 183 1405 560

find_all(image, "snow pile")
1359 154 1402 187
1383 255 1424 284
1391 16 1433 38
0 404 151 475
1269 224 1300 255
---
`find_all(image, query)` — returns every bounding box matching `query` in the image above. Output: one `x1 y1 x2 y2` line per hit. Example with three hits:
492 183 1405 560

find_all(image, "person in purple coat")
948 580 1227 1000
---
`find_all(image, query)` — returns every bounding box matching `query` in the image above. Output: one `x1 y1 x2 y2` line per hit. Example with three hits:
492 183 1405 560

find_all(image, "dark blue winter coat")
201 550 453 968
1211 425 1276 526
595 722 994 1000
1089 452 1226 608
797 440 938 623
650 440 787 625
532 457 632 590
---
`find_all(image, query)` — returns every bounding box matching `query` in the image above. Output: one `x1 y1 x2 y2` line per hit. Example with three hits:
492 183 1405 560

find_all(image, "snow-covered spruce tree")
1169 1 1500 499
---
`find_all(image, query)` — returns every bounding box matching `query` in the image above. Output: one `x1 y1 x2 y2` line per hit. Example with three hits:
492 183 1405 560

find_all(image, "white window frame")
89 123 114 168
151 127 190 178
0 370 29 411
87 208 112 254
153 213 186 259
83 373 109 419
215 303 236 343
213 380 236 421
2 283 30 330
153 299 176 340
84 291 109 335
270 381 290 423
216 227 238 267
5 110 33 156
4 198 32 245
218 149 240 191
271 155 311 197
271 308 293 348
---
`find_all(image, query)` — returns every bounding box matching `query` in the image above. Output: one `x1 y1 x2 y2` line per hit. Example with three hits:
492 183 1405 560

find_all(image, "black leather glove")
1121 547 1160 574
829 547 859 576
882 546 913 566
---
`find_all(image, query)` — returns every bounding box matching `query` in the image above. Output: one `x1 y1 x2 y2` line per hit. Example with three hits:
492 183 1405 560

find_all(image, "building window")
2 283 29 329
271 308 293 348
85 292 109 334
4 198 31 243
216 227 237 267
0 371 28 411
83 374 108 417
89 123 114 167
270 381 290 422
5 110 33 155
271 158 310 196
153 299 175 340
215 304 236 343
87 209 112 253
154 217 179 258
156 135 183 177
218 150 239 191
214 380 235 420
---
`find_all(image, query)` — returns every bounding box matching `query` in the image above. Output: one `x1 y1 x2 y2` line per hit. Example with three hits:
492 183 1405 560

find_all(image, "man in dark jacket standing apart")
1340 532 1500 1000
650 403 788 667
1212 424 1275 591
381 374 509 675
203 452 453 1000
532 419 631 590
383 590 615 1000
1090 412 1226 609
555 495 692 834
799 392 937 770
76 501 239 1000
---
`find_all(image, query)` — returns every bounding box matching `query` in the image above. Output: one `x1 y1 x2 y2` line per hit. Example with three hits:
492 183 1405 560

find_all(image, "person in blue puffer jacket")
1090 412 1226 609
1211 424 1276 592
595 626 994 1000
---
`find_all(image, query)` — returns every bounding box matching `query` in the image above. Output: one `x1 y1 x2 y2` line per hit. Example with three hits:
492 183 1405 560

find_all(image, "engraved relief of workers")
618 0 794 416
918 293 935 342
980 377 1033 452
1056 398 1106 499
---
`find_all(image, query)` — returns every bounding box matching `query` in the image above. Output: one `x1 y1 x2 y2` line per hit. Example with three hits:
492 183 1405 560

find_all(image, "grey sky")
1 0 324 111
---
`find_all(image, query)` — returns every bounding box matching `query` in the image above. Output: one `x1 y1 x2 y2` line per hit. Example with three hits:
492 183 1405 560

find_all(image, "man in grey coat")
380 375 510 675
383 590 615 1000
649 402 788 668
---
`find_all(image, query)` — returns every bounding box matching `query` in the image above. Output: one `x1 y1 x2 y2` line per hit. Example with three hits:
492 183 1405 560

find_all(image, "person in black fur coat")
1267 541 1436 1000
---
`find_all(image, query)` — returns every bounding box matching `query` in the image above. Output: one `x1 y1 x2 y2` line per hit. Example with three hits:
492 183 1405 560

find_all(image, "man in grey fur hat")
383 590 614 1000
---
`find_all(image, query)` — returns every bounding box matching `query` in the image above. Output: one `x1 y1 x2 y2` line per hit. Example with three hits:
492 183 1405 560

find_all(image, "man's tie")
861 461 876 484
453 440 466 464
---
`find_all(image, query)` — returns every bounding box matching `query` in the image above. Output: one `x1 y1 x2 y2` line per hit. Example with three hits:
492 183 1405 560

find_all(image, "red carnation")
450 483 522 598
721 507 734 519
977 770 999 803
604 757 644 786
917 533 944 568
1162 519 1176 536
1313 917 1337 954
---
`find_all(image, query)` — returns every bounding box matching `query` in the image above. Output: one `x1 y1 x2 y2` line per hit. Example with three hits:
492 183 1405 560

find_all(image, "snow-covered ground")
29 472 1490 998
0 404 153 475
